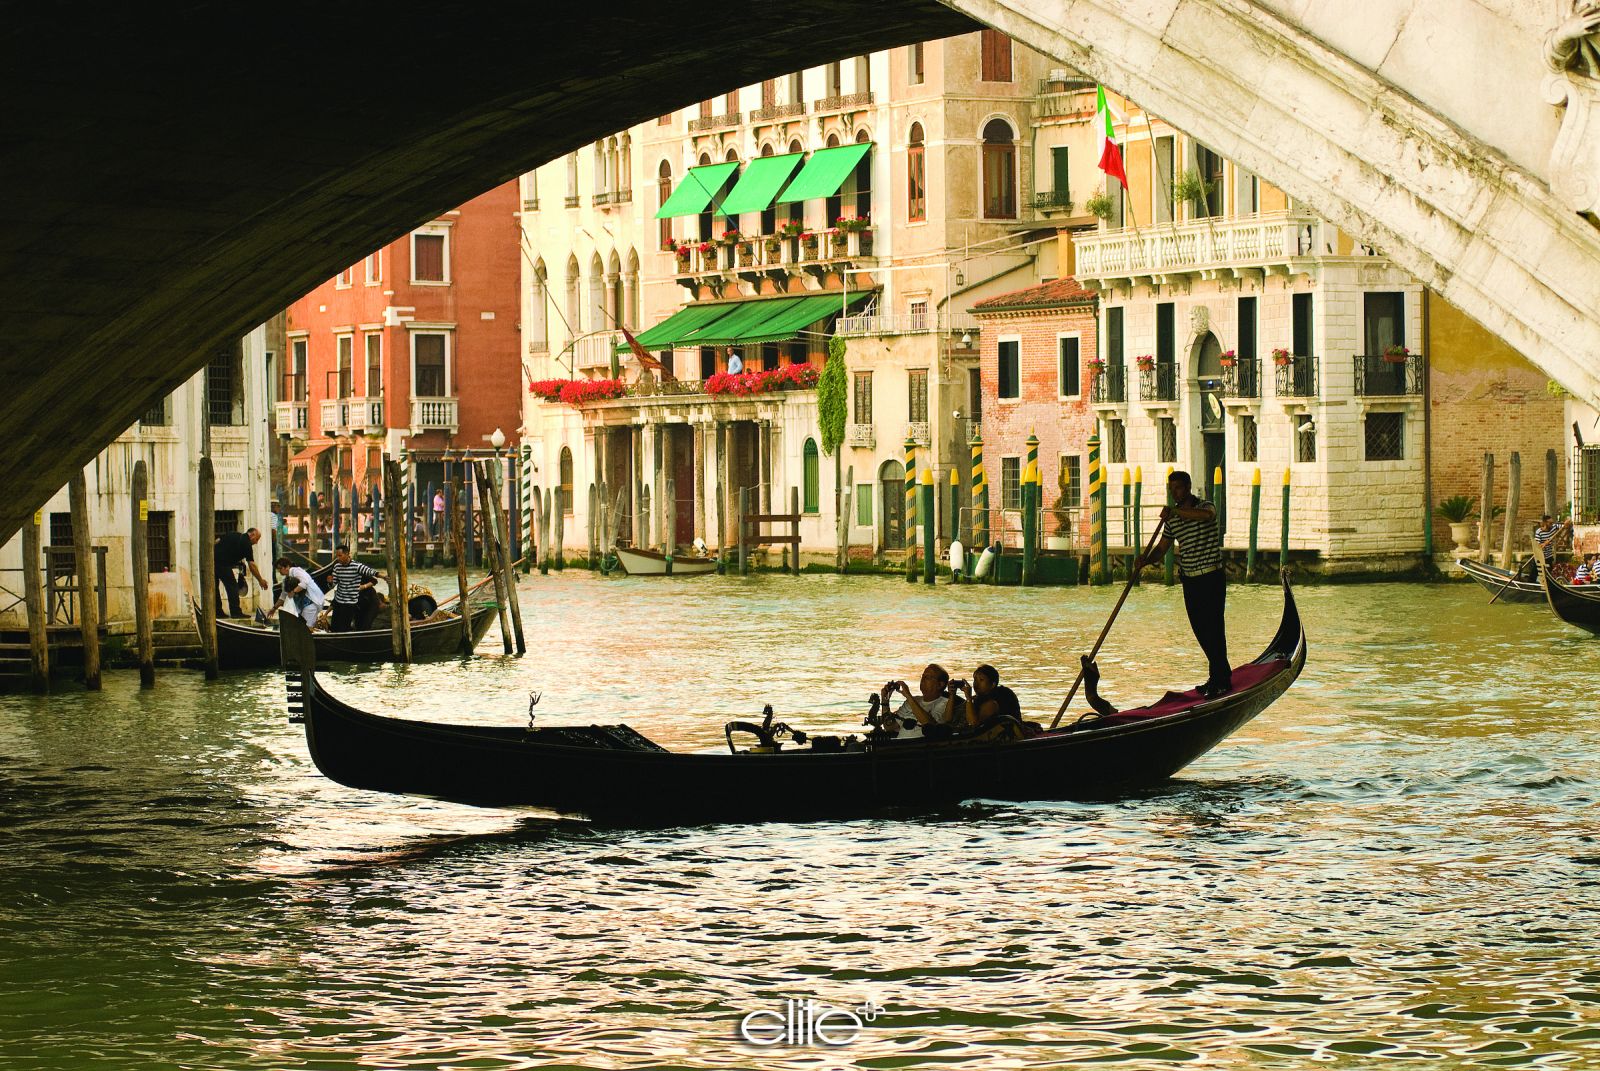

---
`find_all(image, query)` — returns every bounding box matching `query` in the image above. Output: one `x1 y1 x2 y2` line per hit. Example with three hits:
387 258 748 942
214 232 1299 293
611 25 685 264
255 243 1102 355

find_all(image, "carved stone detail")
1544 2 1600 216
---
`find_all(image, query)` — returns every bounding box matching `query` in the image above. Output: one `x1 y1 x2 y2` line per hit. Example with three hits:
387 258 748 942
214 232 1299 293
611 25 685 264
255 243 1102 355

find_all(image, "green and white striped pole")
920 469 936 586
1280 467 1292 570
1088 433 1106 585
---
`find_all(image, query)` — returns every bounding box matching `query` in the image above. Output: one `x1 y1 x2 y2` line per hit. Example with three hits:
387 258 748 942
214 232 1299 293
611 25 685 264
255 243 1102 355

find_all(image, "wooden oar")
1487 555 1535 605
1048 518 1167 730
434 558 525 611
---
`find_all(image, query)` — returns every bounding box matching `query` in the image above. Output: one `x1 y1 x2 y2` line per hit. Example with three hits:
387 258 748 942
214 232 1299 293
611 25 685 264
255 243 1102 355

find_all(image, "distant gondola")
280 575 1308 823
1538 560 1600 635
214 603 498 670
1456 557 1542 602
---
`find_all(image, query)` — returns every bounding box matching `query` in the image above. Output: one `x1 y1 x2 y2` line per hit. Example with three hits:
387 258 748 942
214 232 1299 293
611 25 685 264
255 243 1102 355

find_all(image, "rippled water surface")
3 573 1600 1069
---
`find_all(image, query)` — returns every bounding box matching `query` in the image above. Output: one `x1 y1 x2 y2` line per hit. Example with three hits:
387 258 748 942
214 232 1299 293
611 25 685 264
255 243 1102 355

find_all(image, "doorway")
879 459 906 551
1194 330 1226 532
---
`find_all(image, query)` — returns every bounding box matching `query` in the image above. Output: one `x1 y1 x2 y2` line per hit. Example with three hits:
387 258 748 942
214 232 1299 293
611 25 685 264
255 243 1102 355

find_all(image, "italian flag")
1096 85 1127 189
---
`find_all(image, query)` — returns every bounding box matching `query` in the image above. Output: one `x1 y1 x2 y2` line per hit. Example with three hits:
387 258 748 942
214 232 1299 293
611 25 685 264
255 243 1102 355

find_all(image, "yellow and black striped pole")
970 430 987 552
904 435 917 582
1164 466 1176 586
1088 433 1106 584
1025 431 1039 487
1021 459 1039 586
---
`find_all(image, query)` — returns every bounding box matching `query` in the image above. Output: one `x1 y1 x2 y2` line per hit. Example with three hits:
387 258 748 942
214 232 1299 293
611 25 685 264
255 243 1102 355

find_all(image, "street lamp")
490 427 506 452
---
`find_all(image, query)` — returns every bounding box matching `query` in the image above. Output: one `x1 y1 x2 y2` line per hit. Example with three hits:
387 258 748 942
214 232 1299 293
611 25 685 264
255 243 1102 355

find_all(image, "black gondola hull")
215 604 498 669
1456 557 1542 603
284 579 1307 823
1540 562 1600 635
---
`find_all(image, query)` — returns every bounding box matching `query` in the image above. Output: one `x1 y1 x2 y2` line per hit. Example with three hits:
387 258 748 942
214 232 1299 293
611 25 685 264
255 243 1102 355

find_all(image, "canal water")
3 574 1599 1069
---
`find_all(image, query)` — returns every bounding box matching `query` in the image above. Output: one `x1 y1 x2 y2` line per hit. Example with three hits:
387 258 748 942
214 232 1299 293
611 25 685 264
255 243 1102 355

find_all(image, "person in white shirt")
268 556 326 629
879 664 954 739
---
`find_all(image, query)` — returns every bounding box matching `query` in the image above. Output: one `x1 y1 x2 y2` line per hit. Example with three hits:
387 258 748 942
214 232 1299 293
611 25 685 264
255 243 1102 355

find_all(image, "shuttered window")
980 29 1012 81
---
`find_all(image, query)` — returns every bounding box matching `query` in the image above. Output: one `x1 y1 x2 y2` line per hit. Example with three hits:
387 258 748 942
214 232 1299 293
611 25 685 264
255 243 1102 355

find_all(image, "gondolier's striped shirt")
330 560 378 604
1535 523 1563 562
1167 498 1224 578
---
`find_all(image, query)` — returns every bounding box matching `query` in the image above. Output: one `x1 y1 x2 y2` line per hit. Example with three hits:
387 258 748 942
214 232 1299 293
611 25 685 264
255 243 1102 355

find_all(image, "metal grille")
1140 362 1179 402
1576 447 1600 524
1296 414 1317 462
206 348 242 425
214 510 241 536
1222 359 1260 399
1364 412 1404 460
1274 355 1318 398
140 394 170 426
1158 418 1177 463
1239 415 1258 463
1107 419 1127 463
1091 364 1126 404
1001 457 1021 510
147 511 173 572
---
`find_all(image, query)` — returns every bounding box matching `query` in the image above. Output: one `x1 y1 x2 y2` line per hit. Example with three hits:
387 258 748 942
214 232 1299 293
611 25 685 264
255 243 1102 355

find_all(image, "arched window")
588 252 606 332
530 259 549 353
697 152 714 241
625 249 641 331
982 118 1017 219
564 255 581 339
803 439 820 514
825 133 843 224
607 250 623 332
853 128 872 220
559 449 574 515
907 122 926 222
657 161 673 249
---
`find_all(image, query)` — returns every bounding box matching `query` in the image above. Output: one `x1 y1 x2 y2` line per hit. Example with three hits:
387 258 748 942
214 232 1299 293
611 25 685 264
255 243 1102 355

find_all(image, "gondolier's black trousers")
215 558 244 618
1180 567 1231 691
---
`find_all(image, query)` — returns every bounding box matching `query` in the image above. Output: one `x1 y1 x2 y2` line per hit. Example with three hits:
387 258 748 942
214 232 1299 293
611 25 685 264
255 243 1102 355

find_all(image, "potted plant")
829 228 848 252
1218 349 1237 369
661 237 677 253
778 220 804 239
1085 192 1114 221
720 228 742 247
674 245 691 270
1382 343 1411 363
737 241 754 266
763 236 782 257
1435 494 1477 552
1086 355 1106 376
800 231 818 256
1135 354 1156 371
1271 346 1293 367
1173 169 1213 215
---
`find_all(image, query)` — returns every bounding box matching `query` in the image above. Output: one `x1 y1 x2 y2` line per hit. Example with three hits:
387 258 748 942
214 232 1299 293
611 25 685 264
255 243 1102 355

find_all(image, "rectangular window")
1061 455 1082 504
1058 335 1081 398
998 339 1020 400
1296 412 1317 462
1292 292 1314 357
50 512 73 549
1158 417 1177 463
1195 144 1224 217
1240 414 1258 463
336 335 353 398
364 334 382 396
908 369 929 423
413 333 448 397
1238 296 1257 361
1156 302 1175 366
826 62 842 97
968 367 982 425
1235 171 1260 215
336 266 353 288
853 371 873 424
761 79 776 109
146 510 173 573
1051 146 1070 203
214 510 241 536
658 112 672 126
1108 419 1127 463
724 91 738 115
1363 292 1405 354
1106 173 1125 228
140 394 171 426
908 42 925 85
1365 411 1404 461
1154 135 1175 224
412 232 447 283
980 28 1012 81
205 344 244 426
700 348 715 380
907 143 926 222
856 483 874 526
364 252 380 285
1001 456 1021 510
908 300 929 331
1106 307 1124 365
288 338 308 401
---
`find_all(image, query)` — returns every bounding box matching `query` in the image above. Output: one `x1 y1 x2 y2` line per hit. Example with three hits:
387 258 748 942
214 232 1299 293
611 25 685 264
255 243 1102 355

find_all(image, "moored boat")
614 546 718 576
1538 560 1600 635
281 575 1308 823
1456 557 1542 603
215 603 498 669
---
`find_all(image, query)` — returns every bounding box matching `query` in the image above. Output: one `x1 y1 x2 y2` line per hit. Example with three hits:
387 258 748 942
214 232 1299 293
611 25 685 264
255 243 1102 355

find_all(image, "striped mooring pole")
1088 433 1106 585
521 444 535 573
904 436 918 582
1021 459 1038 587
1131 465 1143 586
970 430 988 556
1248 467 1262 580
1164 466 1176 586
920 469 935 585
1280 467 1292 570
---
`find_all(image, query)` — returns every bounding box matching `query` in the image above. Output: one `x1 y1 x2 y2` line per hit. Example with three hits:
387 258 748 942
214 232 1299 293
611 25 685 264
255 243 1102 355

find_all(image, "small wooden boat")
1539 560 1600 635
615 546 718 576
214 603 498 669
281 575 1308 823
1456 557 1542 602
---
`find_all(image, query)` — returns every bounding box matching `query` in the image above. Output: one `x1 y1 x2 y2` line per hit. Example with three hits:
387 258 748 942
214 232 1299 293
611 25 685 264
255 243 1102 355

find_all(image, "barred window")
146 511 173 573
1239 414 1258 463
214 510 241 536
1365 411 1404 461
50 512 73 548
1001 456 1021 510
1107 419 1127 463
908 369 928 423
1296 413 1317 463
205 344 244 426
140 393 171 426
1158 417 1177 463
1060 455 1082 504
853 371 873 424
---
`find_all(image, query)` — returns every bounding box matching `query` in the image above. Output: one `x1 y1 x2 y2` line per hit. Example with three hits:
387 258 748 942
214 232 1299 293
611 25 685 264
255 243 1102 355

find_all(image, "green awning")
693 292 873 346
776 143 872 204
653 162 739 219
717 153 805 215
623 301 743 351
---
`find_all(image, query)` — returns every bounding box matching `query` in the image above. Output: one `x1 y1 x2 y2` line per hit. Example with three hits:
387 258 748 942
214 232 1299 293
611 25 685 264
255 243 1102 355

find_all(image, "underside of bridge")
7 1 1600 542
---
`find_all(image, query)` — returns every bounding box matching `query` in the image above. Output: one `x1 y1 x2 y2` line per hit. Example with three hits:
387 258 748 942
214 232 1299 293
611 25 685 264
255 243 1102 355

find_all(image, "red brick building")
970 277 1099 538
279 181 522 508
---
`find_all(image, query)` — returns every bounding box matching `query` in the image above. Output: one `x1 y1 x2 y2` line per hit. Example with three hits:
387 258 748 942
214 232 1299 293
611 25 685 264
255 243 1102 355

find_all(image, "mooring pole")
1020 463 1037 587
1478 453 1495 565
475 463 513 655
1280 467 1292 571
1247 467 1262 582
949 469 962 584
1131 466 1144 587
790 486 802 576
738 487 750 576
383 460 412 663
68 471 102 690
452 473 472 656
196 459 218 680
1163 466 1176 587
970 430 987 556
22 510 48 692
551 487 565 571
920 469 935 585
904 436 917 584
1501 451 1522 570
1088 434 1106 585
486 461 525 655
130 460 154 688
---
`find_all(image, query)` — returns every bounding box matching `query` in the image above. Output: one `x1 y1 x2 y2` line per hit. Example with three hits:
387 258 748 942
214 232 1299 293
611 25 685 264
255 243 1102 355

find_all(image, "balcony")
411 396 459 433
564 194 580 208
1034 75 1096 119
346 397 385 434
749 102 806 122
1072 210 1319 287
687 112 741 132
847 423 876 448
1139 361 1179 403
1034 190 1074 214
1274 355 1319 398
906 421 930 446
835 309 978 338
574 331 622 372
1090 364 1127 405
672 227 877 286
274 400 308 437
1220 358 1261 399
814 92 874 113
1353 353 1423 396
319 398 348 436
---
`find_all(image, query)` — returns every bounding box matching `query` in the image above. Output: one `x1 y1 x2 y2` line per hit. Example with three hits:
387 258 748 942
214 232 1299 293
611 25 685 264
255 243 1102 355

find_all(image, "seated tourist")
878 664 954 738
951 664 1023 727
1575 554 1596 584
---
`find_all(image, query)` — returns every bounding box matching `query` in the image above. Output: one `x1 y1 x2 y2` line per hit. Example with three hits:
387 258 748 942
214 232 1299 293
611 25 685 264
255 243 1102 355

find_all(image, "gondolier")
1140 470 1230 698
327 544 385 632
1533 515 1571 564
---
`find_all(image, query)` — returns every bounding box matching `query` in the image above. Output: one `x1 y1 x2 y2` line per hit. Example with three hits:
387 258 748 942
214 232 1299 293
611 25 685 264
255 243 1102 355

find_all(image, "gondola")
1538 559 1600 635
1456 556 1542 603
215 602 499 669
614 546 718 576
281 575 1308 823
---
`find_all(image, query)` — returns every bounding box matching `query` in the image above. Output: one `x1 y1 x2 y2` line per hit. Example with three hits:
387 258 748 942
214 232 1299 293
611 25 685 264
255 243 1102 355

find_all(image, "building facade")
280 182 522 524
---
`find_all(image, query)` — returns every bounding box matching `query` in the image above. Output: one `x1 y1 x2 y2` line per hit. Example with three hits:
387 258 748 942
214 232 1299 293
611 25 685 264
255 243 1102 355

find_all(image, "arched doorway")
1192 330 1225 519
878 459 906 552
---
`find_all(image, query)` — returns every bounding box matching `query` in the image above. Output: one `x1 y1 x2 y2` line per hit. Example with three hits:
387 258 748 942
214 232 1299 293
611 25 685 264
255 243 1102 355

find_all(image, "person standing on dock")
1139 471 1230 699
214 527 269 618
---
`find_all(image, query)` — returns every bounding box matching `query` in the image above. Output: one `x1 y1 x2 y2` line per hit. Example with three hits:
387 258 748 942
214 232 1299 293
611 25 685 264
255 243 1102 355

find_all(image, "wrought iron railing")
750 102 806 122
814 92 874 112
1139 362 1179 402
687 112 741 132
1274 355 1319 398
1091 364 1127 404
1034 190 1073 210
1221 358 1261 399
1353 353 1423 396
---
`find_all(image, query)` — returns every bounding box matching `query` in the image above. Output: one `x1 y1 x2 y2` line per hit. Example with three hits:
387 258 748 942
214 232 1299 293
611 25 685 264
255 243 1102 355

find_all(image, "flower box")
705 362 821 396
1219 349 1237 369
1271 347 1292 367
1381 345 1410 363
1135 355 1156 370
